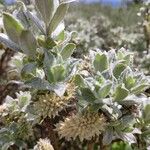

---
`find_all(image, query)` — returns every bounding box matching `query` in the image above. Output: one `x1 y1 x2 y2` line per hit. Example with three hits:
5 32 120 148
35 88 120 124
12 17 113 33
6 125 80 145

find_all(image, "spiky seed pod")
55 112 106 141
34 83 76 119
34 138 54 150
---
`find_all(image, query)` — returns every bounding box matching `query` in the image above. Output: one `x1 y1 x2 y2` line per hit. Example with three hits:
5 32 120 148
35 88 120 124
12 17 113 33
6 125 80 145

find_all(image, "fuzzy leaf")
51 64 66 82
131 84 149 94
119 133 137 144
26 11 45 34
103 127 114 145
45 37 57 49
53 83 67 97
25 77 52 90
44 51 55 83
80 88 96 102
61 43 76 60
113 63 126 79
93 53 108 72
52 22 65 38
21 63 36 79
3 13 24 43
19 30 37 56
74 74 85 87
21 63 36 74
0 33 20 51
124 76 136 90
18 95 31 112
35 0 54 26
98 81 112 98
48 2 69 35
114 85 129 101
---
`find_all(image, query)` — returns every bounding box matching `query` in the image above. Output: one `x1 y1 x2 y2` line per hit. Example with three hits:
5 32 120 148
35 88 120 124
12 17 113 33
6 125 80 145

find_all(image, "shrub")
0 0 149 149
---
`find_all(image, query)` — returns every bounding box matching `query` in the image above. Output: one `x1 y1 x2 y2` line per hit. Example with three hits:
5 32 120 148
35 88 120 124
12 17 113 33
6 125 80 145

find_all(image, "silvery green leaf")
93 53 108 73
44 51 55 67
44 37 57 49
118 133 137 144
35 0 54 26
52 22 65 38
113 63 126 79
124 54 132 65
36 69 45 79
3 13 24 44
74 74 85 87
0 33 20 51
19 30 37 57
101 70 111 80
65 59 79 80
48 2 69 35
114 85 129 101
111 105 122 119
103 127 114 145
61 43 76 60
25 77 52 90
53 83 67 97
132 128 141 134
120 115 135 126
117 50 125 60
98 81 112 98
80 88 96 103
21 63 36 77
124 76 136 90
95 98 112 105
55 30 65 41
13 2 30 29
26 11 45 34
51 64 66 82
131 84 149 94
44 51 55 83
54 0 59 9
102 104 122 120
17 92 31 112
101 105 113 118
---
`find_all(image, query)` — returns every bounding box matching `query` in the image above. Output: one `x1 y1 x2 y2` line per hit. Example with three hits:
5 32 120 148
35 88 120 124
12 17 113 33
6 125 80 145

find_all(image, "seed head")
55 112 106 141
34 83 76 118
34 138 54 150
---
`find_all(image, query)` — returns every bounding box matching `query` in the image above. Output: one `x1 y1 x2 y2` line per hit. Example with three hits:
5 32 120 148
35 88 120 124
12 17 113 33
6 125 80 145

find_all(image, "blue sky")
4 0 130 7
80 0 125 6
80 0 122 3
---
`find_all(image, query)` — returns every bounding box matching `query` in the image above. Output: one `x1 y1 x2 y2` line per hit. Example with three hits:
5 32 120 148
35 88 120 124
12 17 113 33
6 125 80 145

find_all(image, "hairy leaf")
3 13 24 43
0 33 20 51
80 88 96 102
35 0 54 26
93 53 108 72
61 43 76 60
26 11 45 34
25 77 52 90
19 30 37 56
114 85 129 101
98 81 112 98
113 63 126 79
48 2 69 35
